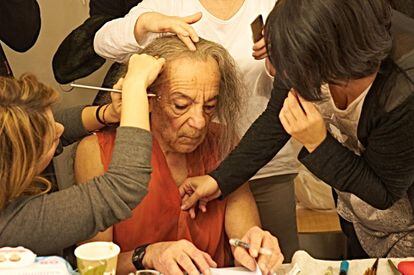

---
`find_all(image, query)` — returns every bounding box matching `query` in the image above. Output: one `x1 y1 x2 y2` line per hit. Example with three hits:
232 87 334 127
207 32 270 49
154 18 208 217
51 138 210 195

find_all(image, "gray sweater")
0 106 152 255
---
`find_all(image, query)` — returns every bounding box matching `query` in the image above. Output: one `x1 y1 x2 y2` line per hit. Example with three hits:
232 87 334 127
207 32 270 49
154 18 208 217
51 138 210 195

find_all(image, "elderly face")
150 57 220 154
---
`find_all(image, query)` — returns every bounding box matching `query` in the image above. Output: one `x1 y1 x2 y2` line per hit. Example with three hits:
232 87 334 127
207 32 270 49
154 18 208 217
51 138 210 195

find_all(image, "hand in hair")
135 12 202 51
279 90 327 153
119 53 165 129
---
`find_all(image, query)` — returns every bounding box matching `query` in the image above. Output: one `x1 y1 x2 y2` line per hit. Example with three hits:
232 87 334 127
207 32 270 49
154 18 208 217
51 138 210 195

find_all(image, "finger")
185 250 214 275
202 252 217 268
178 181 191 197
252 37 266 51
199 199 207 213
287 91 306 121
112 77 124 90
178 34 197 51
189 206 196 219
256 233 275 274
181 192 201 210
279 108 292 133
181 23 199 43
182 12 203 24
169 23 190 37
297 93 319 115
232 246 256 271
267 236 283 273
246 229 263 258
163 258 185 275
252 47 268 60
281 101 297 125
176 253 200 275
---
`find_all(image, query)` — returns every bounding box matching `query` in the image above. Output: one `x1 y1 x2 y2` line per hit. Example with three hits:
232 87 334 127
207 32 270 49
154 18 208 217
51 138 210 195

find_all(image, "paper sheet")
210 265 262 275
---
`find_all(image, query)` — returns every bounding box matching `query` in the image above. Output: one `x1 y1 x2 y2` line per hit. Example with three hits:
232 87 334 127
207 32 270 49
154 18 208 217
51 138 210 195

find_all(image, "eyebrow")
169 92 218 103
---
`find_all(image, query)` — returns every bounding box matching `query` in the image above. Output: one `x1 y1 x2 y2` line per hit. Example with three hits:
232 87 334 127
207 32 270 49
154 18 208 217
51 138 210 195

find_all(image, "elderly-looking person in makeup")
75 36 283 275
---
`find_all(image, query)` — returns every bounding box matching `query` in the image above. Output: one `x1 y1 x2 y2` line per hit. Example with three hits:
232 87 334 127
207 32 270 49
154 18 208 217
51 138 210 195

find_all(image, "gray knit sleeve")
54 106 90 146
0 127 152 255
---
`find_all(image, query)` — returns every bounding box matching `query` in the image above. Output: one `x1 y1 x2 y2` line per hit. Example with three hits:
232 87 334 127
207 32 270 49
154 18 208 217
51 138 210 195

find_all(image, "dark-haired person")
180 0 414 259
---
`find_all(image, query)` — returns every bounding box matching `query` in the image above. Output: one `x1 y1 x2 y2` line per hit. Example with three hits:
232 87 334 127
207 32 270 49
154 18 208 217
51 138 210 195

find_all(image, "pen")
70 83 157 97
340 260 349 275
229 239 272 256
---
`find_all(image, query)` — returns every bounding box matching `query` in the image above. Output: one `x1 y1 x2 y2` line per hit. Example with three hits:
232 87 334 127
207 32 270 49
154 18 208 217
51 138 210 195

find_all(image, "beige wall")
3 0 111 109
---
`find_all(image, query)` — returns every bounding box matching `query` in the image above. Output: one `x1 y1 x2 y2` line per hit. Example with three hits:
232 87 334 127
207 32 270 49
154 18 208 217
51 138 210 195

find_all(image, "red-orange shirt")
96 125 230 267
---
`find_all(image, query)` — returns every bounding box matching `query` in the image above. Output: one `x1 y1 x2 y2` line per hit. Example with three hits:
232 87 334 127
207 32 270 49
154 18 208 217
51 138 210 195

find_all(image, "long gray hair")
117 36 243 159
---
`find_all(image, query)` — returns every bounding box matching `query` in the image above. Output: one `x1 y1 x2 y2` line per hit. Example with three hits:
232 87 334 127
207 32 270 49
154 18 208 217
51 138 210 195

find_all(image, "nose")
188 107 206 130
55 122 64 138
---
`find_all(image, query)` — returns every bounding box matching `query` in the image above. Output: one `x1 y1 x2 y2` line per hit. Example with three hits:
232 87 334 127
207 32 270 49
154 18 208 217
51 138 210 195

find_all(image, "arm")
0 54 163 255
94 0 168 62
75 134 135 274
300 95 414 209
210 84 291 197
0 0 40 51
0 127 152 255
225 183 261 239
55 93 121 146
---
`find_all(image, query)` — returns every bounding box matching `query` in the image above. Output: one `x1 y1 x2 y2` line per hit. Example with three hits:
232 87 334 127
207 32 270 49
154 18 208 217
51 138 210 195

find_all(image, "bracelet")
95 104 106 125
102 104 114 125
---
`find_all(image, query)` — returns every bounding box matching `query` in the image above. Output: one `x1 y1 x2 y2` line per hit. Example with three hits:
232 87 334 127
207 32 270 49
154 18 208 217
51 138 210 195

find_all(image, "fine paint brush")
70 83 157 97
363 258 379 275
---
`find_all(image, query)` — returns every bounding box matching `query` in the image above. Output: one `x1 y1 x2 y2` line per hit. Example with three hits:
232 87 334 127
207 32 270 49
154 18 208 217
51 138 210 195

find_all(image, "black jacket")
211 10 414 211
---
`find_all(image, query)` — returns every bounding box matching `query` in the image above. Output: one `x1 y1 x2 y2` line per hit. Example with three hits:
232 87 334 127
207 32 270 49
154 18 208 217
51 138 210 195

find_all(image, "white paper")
210 265 262 275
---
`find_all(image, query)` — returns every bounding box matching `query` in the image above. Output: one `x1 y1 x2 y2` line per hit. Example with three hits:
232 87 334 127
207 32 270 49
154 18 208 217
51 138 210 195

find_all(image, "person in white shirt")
94 0 301 261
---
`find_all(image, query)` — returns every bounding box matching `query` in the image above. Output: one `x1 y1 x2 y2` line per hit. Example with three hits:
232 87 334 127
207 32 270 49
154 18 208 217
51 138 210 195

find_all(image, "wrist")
104 104 119 124
132 243 152 270
141 244 154 269
304 135 326 153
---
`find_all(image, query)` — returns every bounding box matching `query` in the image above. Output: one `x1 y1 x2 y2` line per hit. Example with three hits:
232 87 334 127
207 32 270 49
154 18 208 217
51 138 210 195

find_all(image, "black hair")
265 0 392 101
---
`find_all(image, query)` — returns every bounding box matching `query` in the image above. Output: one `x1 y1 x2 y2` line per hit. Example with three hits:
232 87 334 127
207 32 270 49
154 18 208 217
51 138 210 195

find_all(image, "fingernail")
251 249 258 257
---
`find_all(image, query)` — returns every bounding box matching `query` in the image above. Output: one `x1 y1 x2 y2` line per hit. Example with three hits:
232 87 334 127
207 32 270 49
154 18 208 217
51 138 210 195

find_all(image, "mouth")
179 136 201 143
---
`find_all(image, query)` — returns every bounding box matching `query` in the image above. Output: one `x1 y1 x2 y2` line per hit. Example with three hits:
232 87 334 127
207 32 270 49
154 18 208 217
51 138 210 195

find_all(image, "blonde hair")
116 36 243 158
0 74 59 209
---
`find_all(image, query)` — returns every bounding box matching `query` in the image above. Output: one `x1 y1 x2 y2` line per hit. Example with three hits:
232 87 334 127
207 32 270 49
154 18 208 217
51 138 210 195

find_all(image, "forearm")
55 105 118 146
300 133 413 209
0 127 152 254
225 184 261 239
117 251 135 274
210 86 291 197
94 5 151 62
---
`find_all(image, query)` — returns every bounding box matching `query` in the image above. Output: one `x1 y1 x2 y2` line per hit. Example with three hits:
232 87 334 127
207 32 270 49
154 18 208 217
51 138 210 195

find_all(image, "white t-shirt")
94 0 301 178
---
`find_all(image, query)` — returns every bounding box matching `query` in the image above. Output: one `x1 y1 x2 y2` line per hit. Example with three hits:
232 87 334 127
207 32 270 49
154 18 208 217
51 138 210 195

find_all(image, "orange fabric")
96 124 230 267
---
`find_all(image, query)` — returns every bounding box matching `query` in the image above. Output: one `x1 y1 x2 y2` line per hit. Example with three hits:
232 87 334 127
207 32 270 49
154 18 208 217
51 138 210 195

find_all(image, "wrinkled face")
151 57 220 154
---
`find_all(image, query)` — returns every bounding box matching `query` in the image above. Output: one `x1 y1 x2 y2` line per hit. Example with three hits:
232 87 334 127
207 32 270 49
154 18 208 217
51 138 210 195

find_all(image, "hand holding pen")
230 226 284 275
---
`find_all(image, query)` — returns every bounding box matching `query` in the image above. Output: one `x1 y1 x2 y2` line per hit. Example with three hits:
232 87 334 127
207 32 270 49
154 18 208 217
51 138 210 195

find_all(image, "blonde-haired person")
0 53 164 255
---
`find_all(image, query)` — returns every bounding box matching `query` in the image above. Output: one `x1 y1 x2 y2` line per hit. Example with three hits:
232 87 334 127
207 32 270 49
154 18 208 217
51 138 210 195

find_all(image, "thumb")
178 182 188 197
181 192 201 210
182 12 202 24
